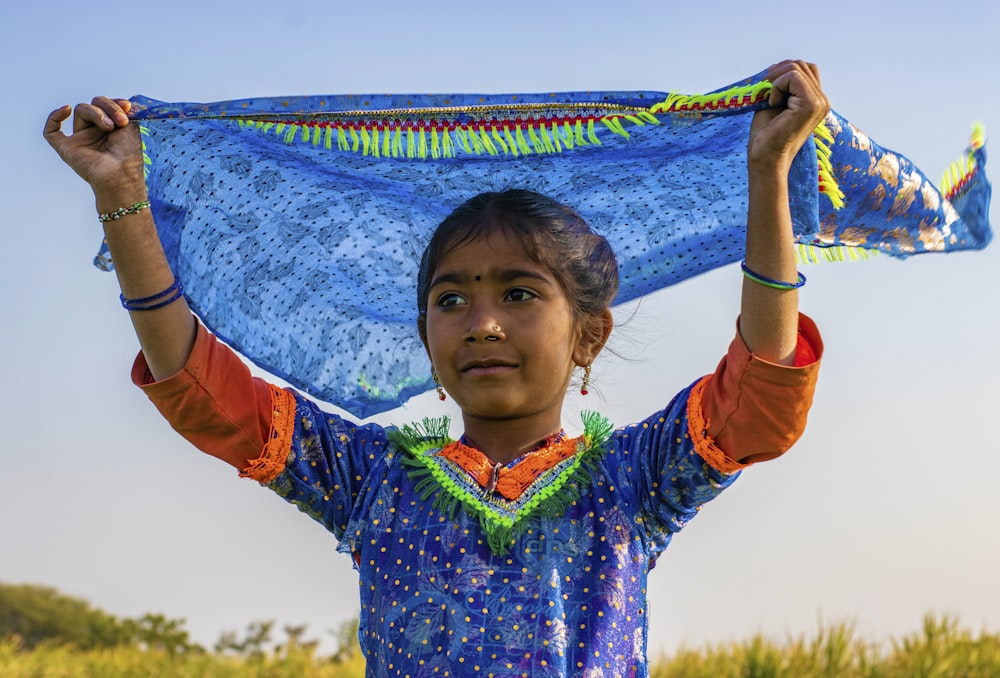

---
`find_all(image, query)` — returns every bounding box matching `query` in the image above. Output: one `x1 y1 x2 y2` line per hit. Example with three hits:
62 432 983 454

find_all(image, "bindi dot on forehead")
475 275 481 281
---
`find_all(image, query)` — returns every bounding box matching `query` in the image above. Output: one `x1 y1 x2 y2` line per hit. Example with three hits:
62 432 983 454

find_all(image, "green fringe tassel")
514 126 531 155
813 120 845 210
940 122 985 200
140 125 150 179
586 119 600 146
431 128 441 159
391 127 403 156
796 243 878 264
387 417 453 452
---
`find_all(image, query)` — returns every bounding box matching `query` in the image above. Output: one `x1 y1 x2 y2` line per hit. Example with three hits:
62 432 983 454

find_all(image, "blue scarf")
106 71 991 417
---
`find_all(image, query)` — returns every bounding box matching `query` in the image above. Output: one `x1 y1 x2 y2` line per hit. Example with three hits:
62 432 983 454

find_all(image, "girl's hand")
43 97 147 204
747 61 829 174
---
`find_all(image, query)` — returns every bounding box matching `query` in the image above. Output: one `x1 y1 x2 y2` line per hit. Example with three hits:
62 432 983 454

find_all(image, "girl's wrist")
747 148 793 179
94 181 149 215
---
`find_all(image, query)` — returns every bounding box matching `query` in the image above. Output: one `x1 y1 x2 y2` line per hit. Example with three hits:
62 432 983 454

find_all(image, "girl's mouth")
461 360 517 375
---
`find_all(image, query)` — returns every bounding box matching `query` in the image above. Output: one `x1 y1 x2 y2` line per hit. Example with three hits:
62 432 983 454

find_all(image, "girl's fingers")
803 61 821 88
72 102 113 133
750 61 830 164
769 64 827 122
91 95 131 126
45 96 135 154
70 97 130 134
43 105 72 149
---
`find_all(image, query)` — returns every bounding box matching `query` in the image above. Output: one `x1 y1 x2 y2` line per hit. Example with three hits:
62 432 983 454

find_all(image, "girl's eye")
504 288 537 302
436 292 466 308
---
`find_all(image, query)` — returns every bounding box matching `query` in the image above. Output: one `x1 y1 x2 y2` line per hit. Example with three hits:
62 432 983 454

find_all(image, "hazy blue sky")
3 0 998 657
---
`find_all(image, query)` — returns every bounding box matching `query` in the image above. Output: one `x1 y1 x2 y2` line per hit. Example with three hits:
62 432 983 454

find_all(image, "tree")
0 583 128 650
121 613 202 654
214 619 275 658
0 582 201 653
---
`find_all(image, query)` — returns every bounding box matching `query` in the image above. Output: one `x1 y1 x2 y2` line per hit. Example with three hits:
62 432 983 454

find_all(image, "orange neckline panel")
438 436 584 501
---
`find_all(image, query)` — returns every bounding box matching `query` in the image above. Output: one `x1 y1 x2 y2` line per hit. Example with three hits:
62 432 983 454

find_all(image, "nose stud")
485 324 503 342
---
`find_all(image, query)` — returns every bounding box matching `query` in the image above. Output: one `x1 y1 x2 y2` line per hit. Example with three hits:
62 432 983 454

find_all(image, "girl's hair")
417 189 619 319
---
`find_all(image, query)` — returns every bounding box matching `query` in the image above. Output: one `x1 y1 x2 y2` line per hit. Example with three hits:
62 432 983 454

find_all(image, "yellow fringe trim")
940 122 985 202
233 80 774 163
813 119 845 210
232 80 844 211
650 81 772 116
796 244 878 264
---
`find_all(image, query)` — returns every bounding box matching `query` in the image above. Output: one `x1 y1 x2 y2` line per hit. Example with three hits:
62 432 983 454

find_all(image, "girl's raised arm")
45 98 196 381
739 61 829 364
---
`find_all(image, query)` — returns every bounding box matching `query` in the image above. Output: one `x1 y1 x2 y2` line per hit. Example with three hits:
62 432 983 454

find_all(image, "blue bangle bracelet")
120 281 185 311
740 260 806 290
121 279 181 305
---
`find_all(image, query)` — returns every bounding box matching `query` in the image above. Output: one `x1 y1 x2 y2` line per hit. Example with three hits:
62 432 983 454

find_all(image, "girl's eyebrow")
497 268 553 284
429 268 552 289
428 272 464 289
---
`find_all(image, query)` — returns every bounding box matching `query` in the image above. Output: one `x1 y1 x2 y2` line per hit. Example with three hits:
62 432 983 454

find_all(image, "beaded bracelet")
99 200 151 223
740 260 806 290
120 280 185 311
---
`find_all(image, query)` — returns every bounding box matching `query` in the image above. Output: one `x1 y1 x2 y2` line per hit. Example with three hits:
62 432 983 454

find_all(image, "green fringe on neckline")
388 416 453 452
390 412 613 556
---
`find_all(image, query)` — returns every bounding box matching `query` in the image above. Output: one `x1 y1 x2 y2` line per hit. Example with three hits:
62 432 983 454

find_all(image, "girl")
45 60 825 677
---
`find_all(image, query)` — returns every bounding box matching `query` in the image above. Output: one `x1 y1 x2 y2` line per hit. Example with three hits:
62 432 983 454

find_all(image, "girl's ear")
417 316 430 355
573 308 614 367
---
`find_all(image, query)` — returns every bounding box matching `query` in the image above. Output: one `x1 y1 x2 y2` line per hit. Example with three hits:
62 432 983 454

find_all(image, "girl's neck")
460 413 564 465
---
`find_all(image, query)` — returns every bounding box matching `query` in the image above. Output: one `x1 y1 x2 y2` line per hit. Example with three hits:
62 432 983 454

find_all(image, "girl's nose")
466 305 506 343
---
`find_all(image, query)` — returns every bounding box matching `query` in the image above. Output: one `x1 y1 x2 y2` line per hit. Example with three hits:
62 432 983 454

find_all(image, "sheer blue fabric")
102 72 991 416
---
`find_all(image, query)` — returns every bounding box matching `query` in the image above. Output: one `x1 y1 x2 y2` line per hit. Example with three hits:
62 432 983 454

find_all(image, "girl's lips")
460 360 517 375
463 364 516 376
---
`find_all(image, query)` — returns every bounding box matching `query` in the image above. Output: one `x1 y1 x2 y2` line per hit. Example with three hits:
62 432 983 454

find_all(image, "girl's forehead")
437 231 538 269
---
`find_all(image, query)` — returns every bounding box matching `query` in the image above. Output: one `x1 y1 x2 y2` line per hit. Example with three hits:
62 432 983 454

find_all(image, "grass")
2 613 998 677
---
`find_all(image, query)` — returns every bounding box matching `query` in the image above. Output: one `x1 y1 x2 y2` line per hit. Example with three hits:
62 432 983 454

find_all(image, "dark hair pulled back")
417 189 619 319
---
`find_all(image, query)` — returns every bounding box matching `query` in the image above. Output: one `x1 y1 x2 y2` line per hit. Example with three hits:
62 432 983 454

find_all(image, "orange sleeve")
131 322 295 474
692 313 823 467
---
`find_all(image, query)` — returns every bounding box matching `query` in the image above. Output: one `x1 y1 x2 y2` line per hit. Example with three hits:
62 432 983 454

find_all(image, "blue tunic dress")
263 379 736 677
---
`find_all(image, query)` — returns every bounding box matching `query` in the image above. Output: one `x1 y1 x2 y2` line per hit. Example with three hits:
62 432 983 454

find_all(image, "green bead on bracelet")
740 260 806 290
98 200 150 223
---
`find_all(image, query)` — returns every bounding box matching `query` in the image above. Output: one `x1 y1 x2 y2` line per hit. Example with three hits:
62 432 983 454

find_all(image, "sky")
3 0 998 659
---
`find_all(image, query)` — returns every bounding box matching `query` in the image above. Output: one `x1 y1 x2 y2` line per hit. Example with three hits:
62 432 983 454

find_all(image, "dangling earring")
432 368 446 401
581 363 592 396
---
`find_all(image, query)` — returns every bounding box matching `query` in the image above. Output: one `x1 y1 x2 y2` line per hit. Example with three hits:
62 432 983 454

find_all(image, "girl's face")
421 231 594 425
